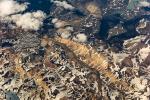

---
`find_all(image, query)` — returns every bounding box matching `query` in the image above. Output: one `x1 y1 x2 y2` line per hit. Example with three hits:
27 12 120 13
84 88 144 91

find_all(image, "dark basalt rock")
3 71 15 79
142 53 150 67
121 57 133 67
51 89 60 97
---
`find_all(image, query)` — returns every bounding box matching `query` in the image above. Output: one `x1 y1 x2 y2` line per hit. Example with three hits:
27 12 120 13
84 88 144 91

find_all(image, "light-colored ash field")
0 0 150 100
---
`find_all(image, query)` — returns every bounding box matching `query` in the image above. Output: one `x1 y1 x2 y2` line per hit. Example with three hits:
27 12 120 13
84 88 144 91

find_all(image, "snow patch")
138 45 150 62
111 52 129 63
131 77 147 91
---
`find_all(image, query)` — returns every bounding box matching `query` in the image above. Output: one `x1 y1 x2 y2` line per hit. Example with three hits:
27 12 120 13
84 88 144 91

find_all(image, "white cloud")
51 0 74 10
52 19 68 28
54 21 66 28
73 33 87 43
51 18 58 24
0 0 28 17
65 26 73 31
139 1 150 7
11 11 46 30
57 28 72 39
0 0 46 31
61 31 71 39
